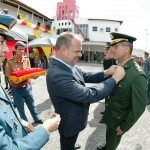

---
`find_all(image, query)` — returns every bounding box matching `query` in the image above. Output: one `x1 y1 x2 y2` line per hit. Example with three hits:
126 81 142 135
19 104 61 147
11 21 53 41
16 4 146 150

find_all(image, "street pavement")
3 62 150 150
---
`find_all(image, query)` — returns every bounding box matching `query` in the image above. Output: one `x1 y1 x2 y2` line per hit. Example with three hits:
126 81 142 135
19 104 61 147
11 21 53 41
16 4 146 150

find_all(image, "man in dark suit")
97 32 147 150
46 32 125 150
0 13 61 149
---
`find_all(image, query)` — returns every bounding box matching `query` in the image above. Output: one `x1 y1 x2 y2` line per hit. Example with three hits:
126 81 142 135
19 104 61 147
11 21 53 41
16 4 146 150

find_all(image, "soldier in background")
103 42 117 70
99 42 117 123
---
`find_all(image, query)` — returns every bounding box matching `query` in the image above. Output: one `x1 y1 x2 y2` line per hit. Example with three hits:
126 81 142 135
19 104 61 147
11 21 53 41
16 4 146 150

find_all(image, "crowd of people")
29 50 49 69
0 13 148 150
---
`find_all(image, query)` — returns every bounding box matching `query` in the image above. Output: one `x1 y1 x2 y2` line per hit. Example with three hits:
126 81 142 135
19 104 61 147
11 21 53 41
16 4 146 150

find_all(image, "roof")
88 18 123 25
1 0 52 21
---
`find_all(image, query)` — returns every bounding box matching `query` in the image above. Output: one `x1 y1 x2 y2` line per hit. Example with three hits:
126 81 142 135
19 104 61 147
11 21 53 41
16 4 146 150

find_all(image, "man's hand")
104 65 117 76
42 113 61 133
112 66 125 83
21 120 34 132
116 126 124 135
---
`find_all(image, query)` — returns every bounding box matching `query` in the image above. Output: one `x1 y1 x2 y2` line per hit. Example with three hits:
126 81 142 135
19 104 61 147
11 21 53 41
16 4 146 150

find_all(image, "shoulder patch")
134 62 143 72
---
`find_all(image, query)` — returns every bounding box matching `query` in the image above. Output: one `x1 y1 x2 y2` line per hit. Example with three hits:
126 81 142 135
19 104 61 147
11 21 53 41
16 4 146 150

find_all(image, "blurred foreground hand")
42 113 61 133
21 120 34 132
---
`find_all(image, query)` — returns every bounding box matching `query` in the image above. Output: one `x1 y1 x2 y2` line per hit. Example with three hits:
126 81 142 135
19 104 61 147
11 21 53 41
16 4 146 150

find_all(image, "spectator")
5 41 43 123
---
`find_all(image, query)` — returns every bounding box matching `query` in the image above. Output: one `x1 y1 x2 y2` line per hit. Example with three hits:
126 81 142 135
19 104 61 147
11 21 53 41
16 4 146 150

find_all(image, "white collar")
52 56 76 73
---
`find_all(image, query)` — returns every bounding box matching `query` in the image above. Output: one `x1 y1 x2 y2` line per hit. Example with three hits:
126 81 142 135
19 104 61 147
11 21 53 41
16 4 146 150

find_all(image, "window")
92 27 97 31
57 29 60 35
115 28 118 32
106 27 111 32
68 28 72 32
100 28 104 32
74 24 89 38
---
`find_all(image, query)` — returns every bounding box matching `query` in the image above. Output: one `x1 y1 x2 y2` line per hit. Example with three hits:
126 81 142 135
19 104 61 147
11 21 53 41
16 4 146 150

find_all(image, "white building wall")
88 20 121 42
53 17 121 42
0 2 44 25
73 18 121 42
0 2 52 39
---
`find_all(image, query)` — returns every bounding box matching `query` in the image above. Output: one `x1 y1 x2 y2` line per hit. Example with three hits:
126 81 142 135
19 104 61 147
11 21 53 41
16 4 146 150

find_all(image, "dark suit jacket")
46 58 116 137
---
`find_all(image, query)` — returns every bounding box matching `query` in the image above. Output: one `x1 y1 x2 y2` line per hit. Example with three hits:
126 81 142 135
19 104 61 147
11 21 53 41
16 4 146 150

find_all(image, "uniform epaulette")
134 62 143 73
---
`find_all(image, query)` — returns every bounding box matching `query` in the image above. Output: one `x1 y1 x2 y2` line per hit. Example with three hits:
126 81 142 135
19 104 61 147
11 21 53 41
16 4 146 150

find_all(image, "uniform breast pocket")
13 64 20 71
117 82 128 94
118 82 127 90
112 82 129 98
111 82 128 95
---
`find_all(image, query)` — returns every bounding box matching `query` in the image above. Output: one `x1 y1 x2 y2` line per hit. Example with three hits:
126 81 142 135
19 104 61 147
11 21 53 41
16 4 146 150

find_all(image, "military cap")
15 41 26 47
110 32 136 45
104 42 112 49
0 13 17 40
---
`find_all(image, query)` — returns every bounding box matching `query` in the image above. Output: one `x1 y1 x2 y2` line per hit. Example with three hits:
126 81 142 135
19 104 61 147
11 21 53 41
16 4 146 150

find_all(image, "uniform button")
119 85 121 87
118 117 120 119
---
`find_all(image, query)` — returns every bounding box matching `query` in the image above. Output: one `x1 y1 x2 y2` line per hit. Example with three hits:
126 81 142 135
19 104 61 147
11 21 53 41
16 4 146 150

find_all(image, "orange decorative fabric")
10 68 46 83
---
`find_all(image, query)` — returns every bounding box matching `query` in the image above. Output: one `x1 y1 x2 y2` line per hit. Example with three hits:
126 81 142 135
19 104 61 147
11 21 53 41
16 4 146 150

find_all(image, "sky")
19 0 150 50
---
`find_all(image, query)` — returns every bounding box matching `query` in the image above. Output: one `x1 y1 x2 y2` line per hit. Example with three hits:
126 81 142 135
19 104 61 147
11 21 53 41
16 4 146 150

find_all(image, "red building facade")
56 0 79 20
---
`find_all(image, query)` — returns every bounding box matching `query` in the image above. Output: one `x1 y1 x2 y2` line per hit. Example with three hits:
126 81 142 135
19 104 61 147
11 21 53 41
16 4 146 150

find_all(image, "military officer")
0 13 60 149
97 32 147 150
103 42 117 70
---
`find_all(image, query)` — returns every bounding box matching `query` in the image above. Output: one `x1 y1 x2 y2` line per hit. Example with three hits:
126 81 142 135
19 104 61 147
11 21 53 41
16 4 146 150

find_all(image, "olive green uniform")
102 58 147 150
